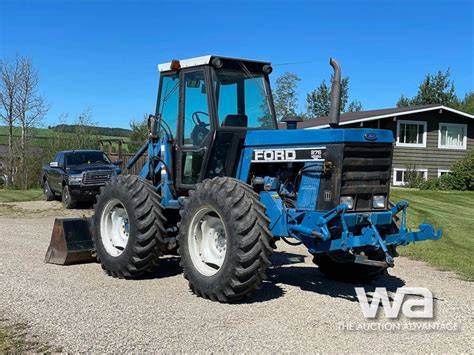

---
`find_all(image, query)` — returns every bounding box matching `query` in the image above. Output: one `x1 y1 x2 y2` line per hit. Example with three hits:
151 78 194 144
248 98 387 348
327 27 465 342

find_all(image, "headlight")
373 195 385 209
340 196 354 209
68 174 83 185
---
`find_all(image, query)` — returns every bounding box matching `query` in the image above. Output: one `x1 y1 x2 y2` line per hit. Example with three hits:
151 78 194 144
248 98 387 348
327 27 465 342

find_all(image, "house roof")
292 105 474 129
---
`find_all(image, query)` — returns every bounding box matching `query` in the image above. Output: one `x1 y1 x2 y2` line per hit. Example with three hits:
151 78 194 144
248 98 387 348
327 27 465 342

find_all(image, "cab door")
49 153 63 192
176 68 214 189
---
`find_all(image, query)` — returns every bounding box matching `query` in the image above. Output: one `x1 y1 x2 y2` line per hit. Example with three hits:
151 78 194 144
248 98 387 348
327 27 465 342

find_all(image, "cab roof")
157 55 271 72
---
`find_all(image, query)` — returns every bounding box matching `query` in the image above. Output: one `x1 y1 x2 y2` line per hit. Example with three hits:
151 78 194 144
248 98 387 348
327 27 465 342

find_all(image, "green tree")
306 80 330 118
306 76 361 117
273 72 301 120
397 69 458 107
347 99 363 112
129 115 148 151
457 92 474 114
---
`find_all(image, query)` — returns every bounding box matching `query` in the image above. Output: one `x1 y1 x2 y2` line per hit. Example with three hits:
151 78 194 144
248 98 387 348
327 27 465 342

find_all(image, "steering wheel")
192 111 210 127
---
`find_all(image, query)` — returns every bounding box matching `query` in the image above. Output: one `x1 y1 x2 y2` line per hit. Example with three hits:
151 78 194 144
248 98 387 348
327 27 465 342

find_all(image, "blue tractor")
92 55 441 302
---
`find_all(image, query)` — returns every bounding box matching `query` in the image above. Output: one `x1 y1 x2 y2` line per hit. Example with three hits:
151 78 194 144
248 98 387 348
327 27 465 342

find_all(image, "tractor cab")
153 55 277 190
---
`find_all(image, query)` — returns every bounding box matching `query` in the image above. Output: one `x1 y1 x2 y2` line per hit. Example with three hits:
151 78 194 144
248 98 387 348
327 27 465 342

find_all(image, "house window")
393 168 428 186
438 123 467 150
396 120 427 148
438 169 450 177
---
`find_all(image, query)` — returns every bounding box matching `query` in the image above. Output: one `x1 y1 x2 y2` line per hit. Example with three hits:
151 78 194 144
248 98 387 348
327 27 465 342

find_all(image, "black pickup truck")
42 150 122 208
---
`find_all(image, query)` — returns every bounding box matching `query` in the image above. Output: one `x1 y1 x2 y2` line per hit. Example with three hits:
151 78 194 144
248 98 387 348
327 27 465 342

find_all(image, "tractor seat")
222 114 248 128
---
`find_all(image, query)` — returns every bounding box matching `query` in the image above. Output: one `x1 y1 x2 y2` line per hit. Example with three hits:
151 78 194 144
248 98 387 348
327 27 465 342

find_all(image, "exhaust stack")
329 58 341 128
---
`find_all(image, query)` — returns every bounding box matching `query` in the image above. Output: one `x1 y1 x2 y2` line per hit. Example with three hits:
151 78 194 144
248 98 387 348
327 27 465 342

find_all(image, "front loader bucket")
44 218 96 265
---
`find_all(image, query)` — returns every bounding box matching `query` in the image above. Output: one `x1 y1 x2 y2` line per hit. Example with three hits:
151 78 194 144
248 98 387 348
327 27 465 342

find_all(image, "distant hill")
50 124 132 137
0 125 132 150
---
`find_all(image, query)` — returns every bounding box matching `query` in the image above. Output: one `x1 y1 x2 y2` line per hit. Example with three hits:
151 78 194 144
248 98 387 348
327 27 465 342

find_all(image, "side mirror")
50 162 59 168
148 114 158 137
113 159 123 166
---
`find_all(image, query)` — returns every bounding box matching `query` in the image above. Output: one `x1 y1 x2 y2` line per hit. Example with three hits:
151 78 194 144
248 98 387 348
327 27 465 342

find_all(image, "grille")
83 171 113 185
341 144 392 210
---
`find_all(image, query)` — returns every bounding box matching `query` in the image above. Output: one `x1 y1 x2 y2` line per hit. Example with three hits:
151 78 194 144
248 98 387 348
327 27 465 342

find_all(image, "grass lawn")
0 321 60 353
0 189 43 203
391 188 474 281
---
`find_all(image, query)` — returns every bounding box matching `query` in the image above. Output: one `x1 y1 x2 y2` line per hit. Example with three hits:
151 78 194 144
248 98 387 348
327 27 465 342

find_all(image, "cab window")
214 70 274 129
182 70 210 146
158 73 179 137
58 154 65 166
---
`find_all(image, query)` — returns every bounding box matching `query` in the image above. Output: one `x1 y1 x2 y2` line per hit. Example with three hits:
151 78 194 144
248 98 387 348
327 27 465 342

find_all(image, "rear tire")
178 177 273 302
43 180 55 201
62 185 76 209
93 175 167 278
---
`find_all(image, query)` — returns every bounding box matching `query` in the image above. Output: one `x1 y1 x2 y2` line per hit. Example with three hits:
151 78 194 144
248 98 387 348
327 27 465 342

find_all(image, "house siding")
343 110 473 180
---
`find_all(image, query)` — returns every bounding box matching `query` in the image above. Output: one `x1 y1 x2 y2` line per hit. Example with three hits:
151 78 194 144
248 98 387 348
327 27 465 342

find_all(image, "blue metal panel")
127 142 148 170
159 137 180 209
236 148 253 182
259 191 288 237
295 163 322 210
244 128 394 147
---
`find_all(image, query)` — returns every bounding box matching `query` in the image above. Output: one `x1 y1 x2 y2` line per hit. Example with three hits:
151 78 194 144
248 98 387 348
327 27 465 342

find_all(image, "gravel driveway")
1 201 473 353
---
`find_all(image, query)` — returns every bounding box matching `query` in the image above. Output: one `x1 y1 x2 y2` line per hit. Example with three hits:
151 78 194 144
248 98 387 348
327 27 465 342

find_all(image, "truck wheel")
178 177 273 302
93 175 167 278
313 249 388 282
43 180 55 201
62 185 76 209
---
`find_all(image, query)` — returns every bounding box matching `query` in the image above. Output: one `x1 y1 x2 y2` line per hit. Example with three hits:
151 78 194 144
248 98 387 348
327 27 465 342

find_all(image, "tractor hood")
244 128 394 148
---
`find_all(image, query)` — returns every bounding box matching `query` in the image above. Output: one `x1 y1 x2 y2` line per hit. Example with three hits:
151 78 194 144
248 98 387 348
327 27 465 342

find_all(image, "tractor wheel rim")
188 206 227 276
100 199 130 257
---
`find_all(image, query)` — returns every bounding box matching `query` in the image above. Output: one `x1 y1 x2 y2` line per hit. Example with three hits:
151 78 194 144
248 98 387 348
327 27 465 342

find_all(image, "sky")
1 0 473 129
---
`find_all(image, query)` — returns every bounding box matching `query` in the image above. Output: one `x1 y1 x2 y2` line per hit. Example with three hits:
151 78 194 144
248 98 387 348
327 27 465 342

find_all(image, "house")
296 105 474 186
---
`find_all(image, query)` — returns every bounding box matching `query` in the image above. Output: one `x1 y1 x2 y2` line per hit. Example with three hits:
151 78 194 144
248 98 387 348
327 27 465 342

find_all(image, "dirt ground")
0 200 473 352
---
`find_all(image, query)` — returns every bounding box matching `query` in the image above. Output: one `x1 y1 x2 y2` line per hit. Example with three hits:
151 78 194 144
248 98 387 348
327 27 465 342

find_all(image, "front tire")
93 175 167 278
62 185 76 209
43 180 55 201
313 248 389 283
178 177 273 302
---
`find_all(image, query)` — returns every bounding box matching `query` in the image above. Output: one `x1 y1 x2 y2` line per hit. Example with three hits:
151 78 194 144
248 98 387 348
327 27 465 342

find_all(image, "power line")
272 61 313 67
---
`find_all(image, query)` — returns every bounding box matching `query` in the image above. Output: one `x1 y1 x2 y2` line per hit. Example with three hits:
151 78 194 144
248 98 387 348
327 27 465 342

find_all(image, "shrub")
420 173 465 191
419 151 473 191
405 165 425 188
450 150 474 190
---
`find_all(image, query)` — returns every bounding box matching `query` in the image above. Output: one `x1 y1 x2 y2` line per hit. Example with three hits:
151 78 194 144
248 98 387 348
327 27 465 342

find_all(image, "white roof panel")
157 55 271 72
